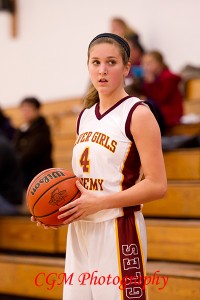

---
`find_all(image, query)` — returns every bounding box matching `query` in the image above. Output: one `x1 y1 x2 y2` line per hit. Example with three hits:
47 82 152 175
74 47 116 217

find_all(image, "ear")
124 61 131 77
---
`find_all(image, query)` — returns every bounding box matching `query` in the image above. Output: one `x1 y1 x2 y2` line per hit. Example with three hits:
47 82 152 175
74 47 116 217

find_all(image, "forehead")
89 42 121 58
143 54 155 62
20 103 37 110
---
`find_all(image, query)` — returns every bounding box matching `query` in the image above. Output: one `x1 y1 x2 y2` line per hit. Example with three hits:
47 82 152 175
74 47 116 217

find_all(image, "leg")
115 211 149 299
88 213 148 300
87 220 121 300
63 222 93 300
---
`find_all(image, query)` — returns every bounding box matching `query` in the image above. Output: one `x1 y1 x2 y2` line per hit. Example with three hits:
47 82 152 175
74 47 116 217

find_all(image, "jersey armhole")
125 100 159 141
125 102 144 141
76 109 86 135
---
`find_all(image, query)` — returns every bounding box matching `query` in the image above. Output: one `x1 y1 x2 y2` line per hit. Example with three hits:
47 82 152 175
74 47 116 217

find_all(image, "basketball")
26 168 81 226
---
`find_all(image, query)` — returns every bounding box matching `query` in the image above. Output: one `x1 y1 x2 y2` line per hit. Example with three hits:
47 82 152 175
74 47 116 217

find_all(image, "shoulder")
131 103 160 138
76 104 96 135
125 99 156 140
121 96 143 127
32 116 50 132
132 103 154 118
122 96 142 109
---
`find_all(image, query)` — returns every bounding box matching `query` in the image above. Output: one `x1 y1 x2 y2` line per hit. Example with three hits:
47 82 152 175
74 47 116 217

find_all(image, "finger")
43 224 58 230
76 180 86 192
49 225 60 230
58 206 78 219
31 216 36 222
39 223 58 230
36 221 43 227
59 199 78 212
43 225 50 229
63 211 82 225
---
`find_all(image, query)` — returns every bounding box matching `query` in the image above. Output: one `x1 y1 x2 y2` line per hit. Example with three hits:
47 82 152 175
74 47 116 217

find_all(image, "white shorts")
63 210 148 300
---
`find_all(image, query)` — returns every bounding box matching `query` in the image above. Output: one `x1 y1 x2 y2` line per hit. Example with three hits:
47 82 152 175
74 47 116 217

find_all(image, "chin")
97 88 110 94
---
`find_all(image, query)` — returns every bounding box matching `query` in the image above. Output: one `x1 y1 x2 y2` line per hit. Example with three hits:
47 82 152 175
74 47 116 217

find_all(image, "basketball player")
57 33 167 300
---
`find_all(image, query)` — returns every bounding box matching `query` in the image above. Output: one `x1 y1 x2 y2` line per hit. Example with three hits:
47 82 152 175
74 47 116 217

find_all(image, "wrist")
96 194 109 211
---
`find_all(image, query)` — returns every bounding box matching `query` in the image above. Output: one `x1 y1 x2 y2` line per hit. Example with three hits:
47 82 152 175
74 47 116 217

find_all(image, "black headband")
88 33 130 59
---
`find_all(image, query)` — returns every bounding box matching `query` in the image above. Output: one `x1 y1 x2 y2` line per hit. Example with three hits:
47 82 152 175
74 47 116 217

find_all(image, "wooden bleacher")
184 77 200 114
0 97 200 299
185 77 200 101
0 216 199 264
0 216 200 299
0 253 199 300
143 181 200 218
0 254 64 300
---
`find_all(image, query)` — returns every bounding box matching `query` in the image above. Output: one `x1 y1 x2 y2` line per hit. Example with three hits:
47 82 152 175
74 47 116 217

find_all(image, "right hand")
31 216 58 230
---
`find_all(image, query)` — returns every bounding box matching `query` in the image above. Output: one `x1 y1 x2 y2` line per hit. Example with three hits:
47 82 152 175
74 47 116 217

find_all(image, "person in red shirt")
141 50 183 134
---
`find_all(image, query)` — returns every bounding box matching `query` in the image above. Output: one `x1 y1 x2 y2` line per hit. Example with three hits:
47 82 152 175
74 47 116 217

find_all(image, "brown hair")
83 36 129 109
20 97 41 109
147 50 168 69
111 17 137 38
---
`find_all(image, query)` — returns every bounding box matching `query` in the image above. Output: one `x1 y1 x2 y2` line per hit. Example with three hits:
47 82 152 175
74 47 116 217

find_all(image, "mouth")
99 78 108 83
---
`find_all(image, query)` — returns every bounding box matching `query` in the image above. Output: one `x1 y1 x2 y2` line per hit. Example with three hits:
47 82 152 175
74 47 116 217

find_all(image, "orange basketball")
26 168 81 226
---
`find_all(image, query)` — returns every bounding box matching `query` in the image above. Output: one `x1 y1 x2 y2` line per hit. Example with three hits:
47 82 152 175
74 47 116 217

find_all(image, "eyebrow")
90 56 117 60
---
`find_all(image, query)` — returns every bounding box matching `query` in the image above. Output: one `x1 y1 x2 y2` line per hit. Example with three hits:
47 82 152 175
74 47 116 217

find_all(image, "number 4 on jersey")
80 147 90 173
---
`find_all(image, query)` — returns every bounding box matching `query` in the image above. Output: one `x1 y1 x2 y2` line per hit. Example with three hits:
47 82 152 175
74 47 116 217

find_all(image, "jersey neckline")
95 96 131 120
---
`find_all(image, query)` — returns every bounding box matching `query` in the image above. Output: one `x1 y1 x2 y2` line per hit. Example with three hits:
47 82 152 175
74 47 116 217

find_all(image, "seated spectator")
0 107 15 141
0 132 23 215
141 50 183 134
14 97 53 188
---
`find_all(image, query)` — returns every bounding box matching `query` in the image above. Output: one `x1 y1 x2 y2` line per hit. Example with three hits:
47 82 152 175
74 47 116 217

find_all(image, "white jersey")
72 96 144 222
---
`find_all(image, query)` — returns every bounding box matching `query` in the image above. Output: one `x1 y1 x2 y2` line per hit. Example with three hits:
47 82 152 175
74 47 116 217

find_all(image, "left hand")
31 216 59 230
58 181 102 224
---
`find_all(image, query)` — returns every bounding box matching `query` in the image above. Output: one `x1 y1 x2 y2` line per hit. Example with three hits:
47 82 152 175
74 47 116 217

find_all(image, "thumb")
76 180 87 193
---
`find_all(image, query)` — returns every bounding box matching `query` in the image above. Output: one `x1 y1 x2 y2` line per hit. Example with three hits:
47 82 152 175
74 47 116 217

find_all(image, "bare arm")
99 104 167 209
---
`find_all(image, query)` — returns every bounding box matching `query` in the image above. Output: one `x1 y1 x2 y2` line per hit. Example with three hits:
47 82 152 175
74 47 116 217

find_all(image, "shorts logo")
49 188 67 206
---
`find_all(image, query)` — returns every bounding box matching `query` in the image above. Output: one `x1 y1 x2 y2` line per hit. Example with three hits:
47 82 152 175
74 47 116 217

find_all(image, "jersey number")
80 147 90 173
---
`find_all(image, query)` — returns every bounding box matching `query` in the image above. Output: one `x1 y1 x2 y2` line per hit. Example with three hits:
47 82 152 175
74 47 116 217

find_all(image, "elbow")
157 181 167 199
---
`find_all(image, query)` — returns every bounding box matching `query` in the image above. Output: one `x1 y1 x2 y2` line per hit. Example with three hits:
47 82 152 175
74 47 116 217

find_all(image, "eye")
92 60 100 65
108 60 116 65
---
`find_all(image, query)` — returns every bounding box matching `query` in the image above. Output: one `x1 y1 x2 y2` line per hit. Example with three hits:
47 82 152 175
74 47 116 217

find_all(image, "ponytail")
83 82 99 109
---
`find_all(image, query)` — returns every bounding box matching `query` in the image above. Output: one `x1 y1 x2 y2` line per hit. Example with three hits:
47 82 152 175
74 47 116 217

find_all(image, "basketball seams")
26 168 67 197
31 176 76 215
35 189 81 218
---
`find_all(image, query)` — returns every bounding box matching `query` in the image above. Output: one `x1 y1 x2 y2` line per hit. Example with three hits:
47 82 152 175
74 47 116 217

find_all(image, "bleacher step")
0 254 64 299
147 261 200 300
164 149 200 180
146 219 200 263
0 217 57 253
143 181 200 218
1 217 199 263
0 255 199 300
166 122 200 136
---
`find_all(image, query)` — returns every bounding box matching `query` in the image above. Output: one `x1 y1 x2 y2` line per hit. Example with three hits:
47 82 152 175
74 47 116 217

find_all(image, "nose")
99 64 107 75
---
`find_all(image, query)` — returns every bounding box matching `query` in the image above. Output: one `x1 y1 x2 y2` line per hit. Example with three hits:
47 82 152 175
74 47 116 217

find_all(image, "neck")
99 91 128 114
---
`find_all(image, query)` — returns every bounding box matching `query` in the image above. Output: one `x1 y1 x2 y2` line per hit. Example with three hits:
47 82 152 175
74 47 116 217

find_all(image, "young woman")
32 33 166 299
57 33 167 300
